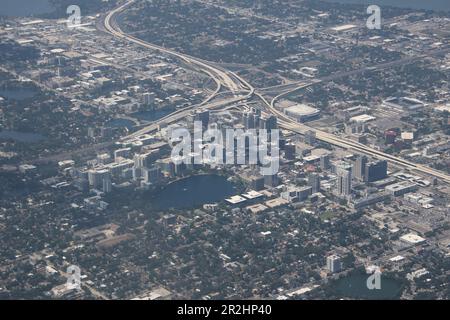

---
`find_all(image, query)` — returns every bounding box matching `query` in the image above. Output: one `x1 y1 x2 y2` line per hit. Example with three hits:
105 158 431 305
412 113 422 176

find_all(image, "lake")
332 273 404 299
322 0 450 12
0 130 46 143
149 174 238 210
0 0 54 17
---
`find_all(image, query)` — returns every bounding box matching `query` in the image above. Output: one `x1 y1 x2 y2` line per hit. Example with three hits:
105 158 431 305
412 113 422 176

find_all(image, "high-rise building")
284 143 296 160
132 167 142 181
243 111 255 129
304 130 316 145
353 155 367 181
74 178 89 192
336 163 352 197
308 173 321 193
102 176 112 193
326 254 342 273
114 148 131 162
133 150 159 169
365 160 388 183
320 154 331 170
88 169 110 190
264 173 279 188
265 115 278 131
298 186 313 201
195 109 210 128
156 158 175 177
97 153 112 165
281 186 312 203
174 161 185 176
142 92 155 106
142 166 161 184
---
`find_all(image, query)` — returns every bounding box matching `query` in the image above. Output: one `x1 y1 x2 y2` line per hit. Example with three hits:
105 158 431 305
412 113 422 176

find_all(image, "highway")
104 0 254 96
256 86 450 184
101 0 450 184
259 45 450 95
102 0 255 141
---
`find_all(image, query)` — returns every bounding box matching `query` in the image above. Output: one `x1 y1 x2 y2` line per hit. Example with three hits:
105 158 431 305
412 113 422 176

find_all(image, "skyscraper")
265 115 278 131
353 155 367 181
308 173 321 194
284 143 296 160
304 130 316 145
320 154 331 170
142 166 161 184
243 111 255 129
365 160 388 182
326 254 342 273
102 176 112 193
264 173 279 188
195 109 210 128
336 163 352 197
143 92 155 106
88 169 110 190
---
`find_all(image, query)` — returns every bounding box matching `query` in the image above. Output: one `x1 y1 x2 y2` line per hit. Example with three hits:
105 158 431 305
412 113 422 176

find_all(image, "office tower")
142 166 161 184
308 173 321 194
134 154 145 169
102 176 112 193
133 150 159 169
279 138 286 150
195 109 210 128
122 168 133 180
353 155 367 181
264 115 278 131
284 143 296 160
326 255 342 273
174 161 185 176
336 163 352 197
88 169 110 190
74 169 89 181
251 176 265 191
156 158 175 177
320 154 331 170
74 178 89 192
97 153 112 165
132 167 142 181
143 92 155 106
298 186 313 201
259 117 267 130
243 111 255 129
365 160 388 182
264 173 279 188
114 148 131 162
254 113 261 129
304 130 316 145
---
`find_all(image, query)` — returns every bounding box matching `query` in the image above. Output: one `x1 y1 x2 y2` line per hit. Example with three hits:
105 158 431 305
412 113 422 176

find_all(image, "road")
103 0 254 96
102 0 256 141
105 0 450 184
256 85 450 184
32 0 449 184
259 45 450 95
